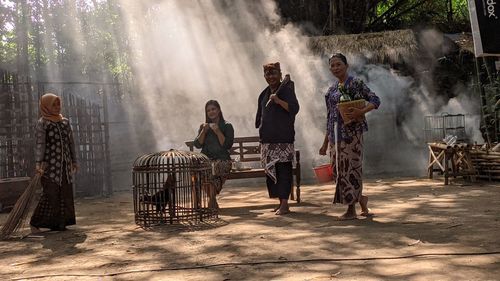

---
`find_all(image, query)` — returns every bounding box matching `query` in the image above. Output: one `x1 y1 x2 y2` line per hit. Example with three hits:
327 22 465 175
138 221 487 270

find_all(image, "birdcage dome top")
133 149 211 171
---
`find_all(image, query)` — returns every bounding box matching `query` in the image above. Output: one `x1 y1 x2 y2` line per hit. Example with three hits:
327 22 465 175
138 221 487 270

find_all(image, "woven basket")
338 99 366 124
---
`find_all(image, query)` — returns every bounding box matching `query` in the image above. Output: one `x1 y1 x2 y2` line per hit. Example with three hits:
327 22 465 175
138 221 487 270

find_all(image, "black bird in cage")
141 174 176 212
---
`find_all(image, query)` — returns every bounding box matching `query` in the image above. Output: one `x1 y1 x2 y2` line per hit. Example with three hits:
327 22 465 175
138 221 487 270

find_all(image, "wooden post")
428 145 434 179
295 150 301 203
444 150 449 185
102 87 112 196
474 56 491 146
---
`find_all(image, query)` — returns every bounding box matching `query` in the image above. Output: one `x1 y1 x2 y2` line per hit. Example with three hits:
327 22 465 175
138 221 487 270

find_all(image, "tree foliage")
0 0 132 86
372 0 470 32
278 0 471 34
0 0 474 88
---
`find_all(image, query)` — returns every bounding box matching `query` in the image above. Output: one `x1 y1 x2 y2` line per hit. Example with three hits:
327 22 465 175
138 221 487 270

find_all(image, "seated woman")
193 100 234 208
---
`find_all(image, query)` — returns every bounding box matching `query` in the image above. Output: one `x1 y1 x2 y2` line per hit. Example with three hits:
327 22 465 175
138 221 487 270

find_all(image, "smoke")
106 1 480 184
117 0 330 170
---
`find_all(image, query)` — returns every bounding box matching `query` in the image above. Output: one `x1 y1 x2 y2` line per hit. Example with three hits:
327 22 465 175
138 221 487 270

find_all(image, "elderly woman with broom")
319 53 380 220
1 93 77 239
29 93 78 233
256 62 299 215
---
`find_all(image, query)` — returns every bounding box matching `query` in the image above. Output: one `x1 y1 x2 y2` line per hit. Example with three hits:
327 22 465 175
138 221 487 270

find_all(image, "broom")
0 173 43 240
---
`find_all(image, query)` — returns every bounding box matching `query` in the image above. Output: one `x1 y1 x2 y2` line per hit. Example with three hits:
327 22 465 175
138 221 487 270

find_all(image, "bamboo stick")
470 150 500 156
476 175 499 178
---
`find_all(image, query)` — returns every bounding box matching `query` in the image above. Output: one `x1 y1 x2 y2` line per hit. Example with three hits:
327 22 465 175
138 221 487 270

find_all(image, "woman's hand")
200 123 210 133
209 123 220 132
319 144 328 156
345 107 364 122
269 94 280 103
71 163 79 174
35 163 45 175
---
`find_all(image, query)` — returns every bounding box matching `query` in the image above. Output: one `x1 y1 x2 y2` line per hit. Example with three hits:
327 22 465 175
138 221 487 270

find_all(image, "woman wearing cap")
256 62 299 215
319 53 381 220
30 93 78 232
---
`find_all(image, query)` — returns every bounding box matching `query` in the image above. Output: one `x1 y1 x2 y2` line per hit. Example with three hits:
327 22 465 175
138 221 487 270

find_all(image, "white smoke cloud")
108 1 481 184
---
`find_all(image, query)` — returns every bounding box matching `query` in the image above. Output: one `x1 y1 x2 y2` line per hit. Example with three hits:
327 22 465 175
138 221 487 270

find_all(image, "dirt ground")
1 177 499 281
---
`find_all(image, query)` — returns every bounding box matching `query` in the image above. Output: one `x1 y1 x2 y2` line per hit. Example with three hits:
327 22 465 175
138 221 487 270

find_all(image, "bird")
141 174 176 212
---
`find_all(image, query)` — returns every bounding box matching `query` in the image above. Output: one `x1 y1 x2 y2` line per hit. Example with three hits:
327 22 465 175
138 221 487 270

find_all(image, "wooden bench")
185 136 301 202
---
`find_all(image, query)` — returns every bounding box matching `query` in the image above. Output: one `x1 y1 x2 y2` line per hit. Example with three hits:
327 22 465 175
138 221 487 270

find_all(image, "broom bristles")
0 174 42 240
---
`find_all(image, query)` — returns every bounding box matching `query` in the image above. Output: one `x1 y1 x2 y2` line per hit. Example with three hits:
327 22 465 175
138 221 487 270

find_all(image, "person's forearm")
276 98 289 112
322 133 329 147
197 131 207 145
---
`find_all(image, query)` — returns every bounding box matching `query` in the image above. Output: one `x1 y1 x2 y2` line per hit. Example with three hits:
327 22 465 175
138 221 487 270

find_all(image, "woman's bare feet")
338 204 357 220
359 195 372 216
272 199 282 212
275 207 290 215
275 199 290 215
338 213 357 220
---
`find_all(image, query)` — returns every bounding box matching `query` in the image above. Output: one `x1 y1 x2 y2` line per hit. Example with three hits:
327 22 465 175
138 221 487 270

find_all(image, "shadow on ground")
1 177 499 280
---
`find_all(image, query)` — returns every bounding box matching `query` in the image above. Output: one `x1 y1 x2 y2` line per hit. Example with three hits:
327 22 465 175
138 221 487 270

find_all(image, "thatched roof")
309 29 418 64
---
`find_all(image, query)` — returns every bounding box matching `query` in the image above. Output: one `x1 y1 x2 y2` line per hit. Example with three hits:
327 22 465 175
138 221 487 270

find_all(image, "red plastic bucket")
313 164 333 183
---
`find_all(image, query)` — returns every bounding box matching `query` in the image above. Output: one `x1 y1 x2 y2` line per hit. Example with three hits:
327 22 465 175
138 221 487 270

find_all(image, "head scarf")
40 93 63 122
263 62 281 73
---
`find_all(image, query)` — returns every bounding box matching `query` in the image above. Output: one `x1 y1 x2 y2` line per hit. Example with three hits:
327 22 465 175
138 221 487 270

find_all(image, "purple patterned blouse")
325 76 381 144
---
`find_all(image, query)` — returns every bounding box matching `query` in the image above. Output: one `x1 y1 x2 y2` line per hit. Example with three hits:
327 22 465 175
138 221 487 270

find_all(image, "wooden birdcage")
132 149 217 227
424 113 467 143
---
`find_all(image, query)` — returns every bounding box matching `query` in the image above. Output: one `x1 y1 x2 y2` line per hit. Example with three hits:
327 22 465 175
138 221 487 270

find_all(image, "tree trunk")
447 0 453 23
15 0 30 80
325 0 380 34
33 0 44 82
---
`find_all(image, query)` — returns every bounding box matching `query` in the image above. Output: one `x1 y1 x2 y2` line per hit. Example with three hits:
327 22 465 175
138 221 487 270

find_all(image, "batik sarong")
330 131 363 205
211 159 232 194
261 143 294 183
261 143 294 199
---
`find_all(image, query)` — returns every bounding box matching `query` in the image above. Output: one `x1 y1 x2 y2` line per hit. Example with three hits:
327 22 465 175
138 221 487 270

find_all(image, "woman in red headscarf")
30 93 78 232
256 62 299 215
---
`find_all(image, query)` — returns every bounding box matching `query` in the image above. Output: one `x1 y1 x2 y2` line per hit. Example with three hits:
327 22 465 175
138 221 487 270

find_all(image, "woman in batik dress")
194 100 234 208
319 53 381 220
256 62 299 215
30 93 78 232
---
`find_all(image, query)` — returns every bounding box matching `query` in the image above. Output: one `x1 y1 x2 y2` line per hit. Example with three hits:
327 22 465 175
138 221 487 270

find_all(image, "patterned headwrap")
263 62 281 73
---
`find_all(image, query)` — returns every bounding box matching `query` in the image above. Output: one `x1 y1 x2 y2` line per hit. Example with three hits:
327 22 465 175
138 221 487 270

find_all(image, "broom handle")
265 74 290 107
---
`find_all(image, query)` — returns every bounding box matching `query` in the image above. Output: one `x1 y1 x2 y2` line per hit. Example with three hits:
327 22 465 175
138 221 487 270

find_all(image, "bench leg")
296 163 301 203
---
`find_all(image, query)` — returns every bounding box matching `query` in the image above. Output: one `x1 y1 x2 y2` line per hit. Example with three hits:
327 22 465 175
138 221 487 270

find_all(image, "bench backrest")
185 136 261 163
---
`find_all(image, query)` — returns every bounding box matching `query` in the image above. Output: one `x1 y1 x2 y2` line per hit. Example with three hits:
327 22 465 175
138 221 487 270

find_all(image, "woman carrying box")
319 53 381 220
